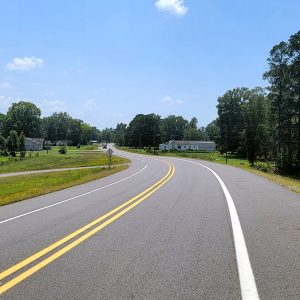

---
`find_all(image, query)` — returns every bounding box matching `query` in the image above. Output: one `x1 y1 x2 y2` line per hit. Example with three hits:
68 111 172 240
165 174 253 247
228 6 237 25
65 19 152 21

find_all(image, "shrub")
58 145 67 154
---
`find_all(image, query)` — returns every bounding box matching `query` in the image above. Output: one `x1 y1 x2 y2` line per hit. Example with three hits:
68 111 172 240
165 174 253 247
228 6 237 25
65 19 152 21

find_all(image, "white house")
159 140 216 152
25 138 45 151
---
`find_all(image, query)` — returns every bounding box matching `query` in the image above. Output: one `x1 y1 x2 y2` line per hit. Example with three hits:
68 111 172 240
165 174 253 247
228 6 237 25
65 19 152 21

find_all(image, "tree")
126 114 161 148
100 128 113 143
242 88 271 165
0 135 7 155
7 130 19 157
112 123 127 146
43 112 71 142
0 113 5 135
18 132 26 159
3 101 41 137
217 88 248 154
81 123 92 145
183 117 203 140
205 119 220 143
68 119 82 146
160 115 188 142
289 31 300 167
263 40 298 174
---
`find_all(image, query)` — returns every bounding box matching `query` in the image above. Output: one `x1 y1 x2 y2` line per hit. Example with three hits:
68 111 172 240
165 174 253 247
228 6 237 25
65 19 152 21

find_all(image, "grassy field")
52 144 99 151
118 146 300 194
0 149 129 174
0 165 128 206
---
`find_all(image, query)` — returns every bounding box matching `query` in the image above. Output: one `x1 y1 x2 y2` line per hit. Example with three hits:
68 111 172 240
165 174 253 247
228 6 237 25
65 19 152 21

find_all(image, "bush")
253 162 268 172
58 145 67 154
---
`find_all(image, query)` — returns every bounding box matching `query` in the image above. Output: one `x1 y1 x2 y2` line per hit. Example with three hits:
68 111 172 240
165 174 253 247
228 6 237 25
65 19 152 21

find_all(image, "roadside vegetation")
0 165 128 206
118 146 300 194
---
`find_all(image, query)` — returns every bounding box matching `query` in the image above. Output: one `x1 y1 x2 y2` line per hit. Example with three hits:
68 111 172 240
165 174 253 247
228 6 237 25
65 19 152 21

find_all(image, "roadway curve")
0 147 299 299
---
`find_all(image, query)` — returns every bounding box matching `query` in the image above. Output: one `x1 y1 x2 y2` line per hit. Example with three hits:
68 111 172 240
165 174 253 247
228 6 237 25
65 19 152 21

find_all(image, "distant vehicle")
102 144 107 149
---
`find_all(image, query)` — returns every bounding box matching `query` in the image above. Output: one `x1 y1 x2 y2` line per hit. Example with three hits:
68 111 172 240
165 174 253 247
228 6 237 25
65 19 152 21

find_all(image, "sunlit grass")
0 165 128 206
0 149 129 174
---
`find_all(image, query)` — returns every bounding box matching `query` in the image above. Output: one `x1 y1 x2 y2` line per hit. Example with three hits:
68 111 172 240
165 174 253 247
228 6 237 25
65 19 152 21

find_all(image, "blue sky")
0 0 299 129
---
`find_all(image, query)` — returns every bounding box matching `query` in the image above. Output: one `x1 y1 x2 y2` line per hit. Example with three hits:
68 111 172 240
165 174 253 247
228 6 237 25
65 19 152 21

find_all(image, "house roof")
25 138 44 146
171 140 215 145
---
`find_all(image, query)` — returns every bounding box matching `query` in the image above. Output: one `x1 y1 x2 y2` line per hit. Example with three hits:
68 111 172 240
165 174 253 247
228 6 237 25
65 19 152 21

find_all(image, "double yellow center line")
0 161 175 295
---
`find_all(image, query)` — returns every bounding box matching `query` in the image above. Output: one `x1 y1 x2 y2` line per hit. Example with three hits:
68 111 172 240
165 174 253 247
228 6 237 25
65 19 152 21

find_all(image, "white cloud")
0 82 14 89
42 99 66 114
155 0 188 16
6 57 44 71
0 96 14 112
162 95 184 106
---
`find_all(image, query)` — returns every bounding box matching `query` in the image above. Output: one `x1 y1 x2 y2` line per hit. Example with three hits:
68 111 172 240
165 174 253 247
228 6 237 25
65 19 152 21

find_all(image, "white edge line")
0 157 147 225
182 159 260 300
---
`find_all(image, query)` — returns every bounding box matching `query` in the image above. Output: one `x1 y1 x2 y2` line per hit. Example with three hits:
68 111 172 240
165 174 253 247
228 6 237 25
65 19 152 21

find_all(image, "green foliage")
18 132 26 159
58 145 67 154
7 130 19 157
0 135 7 155
3 101 41 137
264 30 300 175
126 113 161 148
160 115 188 141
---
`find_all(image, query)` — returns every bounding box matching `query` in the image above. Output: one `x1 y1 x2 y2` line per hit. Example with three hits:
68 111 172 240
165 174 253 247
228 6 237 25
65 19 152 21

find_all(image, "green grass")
0 149 129 174
0 156 9 163
52 144 99 151
118 146 300 194
0 165 128 206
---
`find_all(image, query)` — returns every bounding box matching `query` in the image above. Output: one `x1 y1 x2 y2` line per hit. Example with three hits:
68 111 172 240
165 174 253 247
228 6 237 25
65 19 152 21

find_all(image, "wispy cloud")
6 57 44 71
84 99 97 111
0 82 14 89
42 99 66 114
0 96 14 112
162 95 184 106
155 0 188 17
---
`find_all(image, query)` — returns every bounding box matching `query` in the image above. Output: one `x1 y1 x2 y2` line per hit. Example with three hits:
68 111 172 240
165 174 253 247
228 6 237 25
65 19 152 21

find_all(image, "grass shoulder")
0 165 128 206
0 149 129 174
118 146 300 195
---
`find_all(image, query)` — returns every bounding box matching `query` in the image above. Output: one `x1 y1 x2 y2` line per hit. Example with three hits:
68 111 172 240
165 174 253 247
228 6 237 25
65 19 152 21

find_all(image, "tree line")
106 30 300 176
101 114 210 149
0 101 101 154
213 30 300 175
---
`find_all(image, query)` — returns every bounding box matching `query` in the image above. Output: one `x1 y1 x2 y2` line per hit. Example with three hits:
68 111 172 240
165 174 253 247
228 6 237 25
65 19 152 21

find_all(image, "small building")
25 138 45 151
55 140 73 146
90 140 98 145
159 140 216 152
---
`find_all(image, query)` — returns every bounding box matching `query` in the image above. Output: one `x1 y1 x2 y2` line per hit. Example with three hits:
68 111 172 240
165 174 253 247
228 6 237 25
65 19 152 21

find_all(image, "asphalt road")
0 146 300 299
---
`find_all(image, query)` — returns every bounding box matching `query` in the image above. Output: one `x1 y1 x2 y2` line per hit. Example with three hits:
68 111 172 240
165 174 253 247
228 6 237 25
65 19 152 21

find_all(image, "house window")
178 146 181 149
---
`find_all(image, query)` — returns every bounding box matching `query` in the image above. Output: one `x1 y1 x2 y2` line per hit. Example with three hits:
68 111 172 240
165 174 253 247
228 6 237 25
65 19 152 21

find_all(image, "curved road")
0 147 299 299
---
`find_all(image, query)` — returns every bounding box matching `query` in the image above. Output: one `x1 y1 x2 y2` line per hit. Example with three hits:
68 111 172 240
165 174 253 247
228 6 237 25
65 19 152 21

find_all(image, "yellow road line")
0 162 175 295
0 162 172 282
